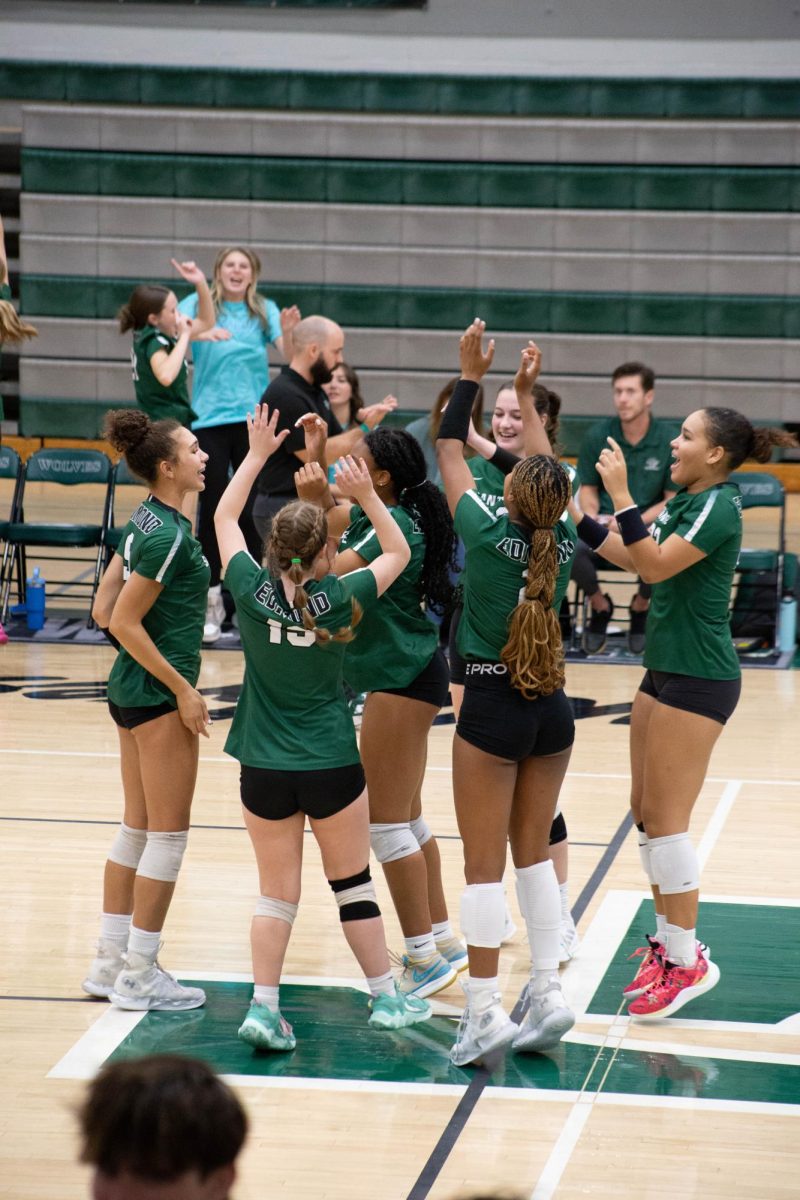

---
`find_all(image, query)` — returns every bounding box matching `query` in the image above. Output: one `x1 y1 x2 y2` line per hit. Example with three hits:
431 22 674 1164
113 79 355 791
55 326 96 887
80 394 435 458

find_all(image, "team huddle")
81 292 794 1068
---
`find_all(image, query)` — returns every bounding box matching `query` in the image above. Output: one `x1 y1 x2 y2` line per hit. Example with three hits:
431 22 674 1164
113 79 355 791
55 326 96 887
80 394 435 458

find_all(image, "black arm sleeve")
488 445 520 477
436 379 480 443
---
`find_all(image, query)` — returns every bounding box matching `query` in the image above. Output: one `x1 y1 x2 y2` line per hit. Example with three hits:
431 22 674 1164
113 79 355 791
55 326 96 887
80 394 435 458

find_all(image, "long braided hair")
268 501 362 643
364 427 457 614
501 456 571 698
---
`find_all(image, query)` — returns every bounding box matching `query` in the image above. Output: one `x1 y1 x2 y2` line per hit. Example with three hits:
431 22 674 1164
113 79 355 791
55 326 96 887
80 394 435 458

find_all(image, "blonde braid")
500 456 571 699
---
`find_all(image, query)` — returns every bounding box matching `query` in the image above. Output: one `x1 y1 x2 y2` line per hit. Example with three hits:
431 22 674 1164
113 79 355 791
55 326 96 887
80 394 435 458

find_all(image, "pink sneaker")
0 622 7 645
628 948 720 1020
622 935 665 999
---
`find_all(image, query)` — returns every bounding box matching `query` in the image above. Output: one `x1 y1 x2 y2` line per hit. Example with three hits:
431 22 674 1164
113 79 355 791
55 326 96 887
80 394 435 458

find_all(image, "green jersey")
107 497 210 708
468 457 507 511
0 282 11 420
454 489 577 662
645 483 742 679
339 504 438 692
131 326 196 426
223 551 379 770
578 416 674 515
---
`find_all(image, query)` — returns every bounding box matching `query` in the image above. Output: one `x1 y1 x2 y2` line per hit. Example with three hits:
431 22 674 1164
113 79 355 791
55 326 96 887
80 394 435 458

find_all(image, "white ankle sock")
404 932 436 960
432 920 453 942
466 975 499 1012
99 912 131 950
665 923 697 967
253 985 280 1012
367 970 395 998
558 883 571 921
655 912 668 938
127 925 161 963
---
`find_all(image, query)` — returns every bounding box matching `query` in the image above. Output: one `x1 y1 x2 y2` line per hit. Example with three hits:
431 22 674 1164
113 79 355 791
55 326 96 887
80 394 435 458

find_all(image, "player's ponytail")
0 287 37 345
268 501 361 643
702 408 798 470
501 456 571 699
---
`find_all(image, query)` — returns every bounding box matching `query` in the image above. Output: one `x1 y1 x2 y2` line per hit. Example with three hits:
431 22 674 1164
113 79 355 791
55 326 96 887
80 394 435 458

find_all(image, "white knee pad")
108 823 147 869
409 816 433 847
637 829 656 884
460 882 506 948
369 822 420 864
255 896 298 926
648 833 699 895
136 830 188 883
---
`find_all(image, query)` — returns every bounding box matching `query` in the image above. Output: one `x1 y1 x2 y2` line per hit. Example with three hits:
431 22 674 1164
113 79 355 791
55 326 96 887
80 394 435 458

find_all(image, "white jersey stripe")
351 527 378 555
682 489 718 543
155 526 184 583
465 489 498 522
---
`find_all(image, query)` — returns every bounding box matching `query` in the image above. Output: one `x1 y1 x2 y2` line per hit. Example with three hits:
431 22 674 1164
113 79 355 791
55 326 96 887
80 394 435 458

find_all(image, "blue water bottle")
26 566 46 631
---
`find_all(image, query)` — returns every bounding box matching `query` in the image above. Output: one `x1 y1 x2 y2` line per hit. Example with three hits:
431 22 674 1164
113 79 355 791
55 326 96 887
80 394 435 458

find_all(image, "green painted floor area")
587 900 800 1023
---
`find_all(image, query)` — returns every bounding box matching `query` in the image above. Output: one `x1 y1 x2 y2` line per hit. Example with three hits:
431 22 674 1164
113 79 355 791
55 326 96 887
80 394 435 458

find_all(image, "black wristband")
436 378 479 443
615 505 650 546
99 626 121 651
576 514 610 551
489 444 520 477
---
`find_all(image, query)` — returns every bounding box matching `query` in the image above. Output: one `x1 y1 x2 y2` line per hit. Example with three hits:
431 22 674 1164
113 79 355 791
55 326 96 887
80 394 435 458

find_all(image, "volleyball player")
436 321 577 1066
575 409 796 1017
214 405 431 1050
83 410 211 1011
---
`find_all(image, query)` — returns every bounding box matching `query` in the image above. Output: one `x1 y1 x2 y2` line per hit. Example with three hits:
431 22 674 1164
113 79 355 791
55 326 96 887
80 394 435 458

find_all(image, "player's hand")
294 412 328 461
596 437 631 506
280 305 302 334
459 318 495 383
514 341 542 395
333 455 373 504
357 395 398 430
204 326 232 342
175 312 193 338
294 460 330 505
247 403 291 462
170 259 206 288
176 685 211 738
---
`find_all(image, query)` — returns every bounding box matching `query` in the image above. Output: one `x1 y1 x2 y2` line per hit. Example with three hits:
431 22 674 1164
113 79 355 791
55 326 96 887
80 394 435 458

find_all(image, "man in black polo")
251 314 393 540
574 361 675 654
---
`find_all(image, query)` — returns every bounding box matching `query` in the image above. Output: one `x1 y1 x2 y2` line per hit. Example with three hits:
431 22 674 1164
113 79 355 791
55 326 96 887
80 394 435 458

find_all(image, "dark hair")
612 361 655 393
502 456 571 699
268 500 361 643
701 407 798 471
329 361 365 428
533 383 562 450
78 1054 247 1182
364 426 457 614
429 376 484 442
118 284 172 334
103 409 181 485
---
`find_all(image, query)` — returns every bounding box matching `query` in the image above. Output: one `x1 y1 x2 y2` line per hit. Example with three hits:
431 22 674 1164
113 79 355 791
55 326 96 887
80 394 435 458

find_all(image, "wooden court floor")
1 635 798 1200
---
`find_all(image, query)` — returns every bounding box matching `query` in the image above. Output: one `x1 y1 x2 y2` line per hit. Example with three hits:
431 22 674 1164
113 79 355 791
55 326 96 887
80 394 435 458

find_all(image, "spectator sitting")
405 376 485 487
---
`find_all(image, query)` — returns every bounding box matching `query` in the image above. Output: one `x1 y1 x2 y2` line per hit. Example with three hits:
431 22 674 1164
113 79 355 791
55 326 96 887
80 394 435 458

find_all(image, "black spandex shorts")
375 646 450 707
240 761 366 821
638 670 741 726
108 698 175 730
457 664 575 760
448 605 467 686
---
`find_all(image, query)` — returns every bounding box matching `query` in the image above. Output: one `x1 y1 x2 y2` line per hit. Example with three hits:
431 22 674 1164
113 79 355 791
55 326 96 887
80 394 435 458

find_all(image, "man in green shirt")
575 362 675 654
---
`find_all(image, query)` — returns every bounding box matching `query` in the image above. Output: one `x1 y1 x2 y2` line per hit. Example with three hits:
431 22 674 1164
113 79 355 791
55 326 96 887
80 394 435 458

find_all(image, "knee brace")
369 822 420 864
255 896 298 926
108 823 147 870
409 815 433 847
136 830 188 883
549 811 567 846
329 866 380 922
460 882 506 948
637 827 656 884
648 833 699 895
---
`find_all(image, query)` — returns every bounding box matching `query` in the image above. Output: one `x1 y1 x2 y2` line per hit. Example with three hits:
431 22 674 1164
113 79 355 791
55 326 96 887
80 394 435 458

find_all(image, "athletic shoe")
582 594 614 654
559 914 580 964
202 585 225 645
513 979 575 1052
628 947 720 1020
368 984 431 1030
82 940 125 999
435 936 469 973
628 605 648 655
502 905 518 943
622 935 666 999
238 1001 296 1051
395 951 458 999
110 953 206 1011
0 622 8 645
449 990 518 1067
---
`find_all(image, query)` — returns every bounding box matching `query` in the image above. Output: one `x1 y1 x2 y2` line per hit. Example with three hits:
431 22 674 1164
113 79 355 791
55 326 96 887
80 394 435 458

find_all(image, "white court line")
579 1012 800 1036
697 779 741 870
594 1093 800 1117
531 1102 593 1200
48 1007 146 1079
566 1030 800 1068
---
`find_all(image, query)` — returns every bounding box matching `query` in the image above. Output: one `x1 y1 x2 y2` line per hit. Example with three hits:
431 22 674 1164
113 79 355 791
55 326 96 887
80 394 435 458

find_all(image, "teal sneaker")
395 951 458 999
368 985 432 1030
435 936 469 974
238 1002 296 1051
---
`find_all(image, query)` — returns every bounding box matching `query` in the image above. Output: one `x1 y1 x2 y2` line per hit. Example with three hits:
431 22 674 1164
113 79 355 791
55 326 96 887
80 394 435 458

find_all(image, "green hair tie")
291 557 302 564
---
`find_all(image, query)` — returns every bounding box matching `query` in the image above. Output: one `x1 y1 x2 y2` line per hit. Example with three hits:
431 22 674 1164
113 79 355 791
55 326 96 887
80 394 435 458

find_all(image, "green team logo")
130 505 163 535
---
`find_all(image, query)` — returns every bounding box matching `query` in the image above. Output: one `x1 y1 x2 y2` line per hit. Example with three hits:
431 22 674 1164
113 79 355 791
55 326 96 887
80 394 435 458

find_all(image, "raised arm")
514 342 554 458
436 319 495 516
171 260 215 337
214 404 290 571
333 455 410 596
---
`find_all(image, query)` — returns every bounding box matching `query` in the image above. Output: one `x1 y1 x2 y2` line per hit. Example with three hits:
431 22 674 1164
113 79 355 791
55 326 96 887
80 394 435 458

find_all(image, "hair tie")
291 557 302 564
400 479 426 499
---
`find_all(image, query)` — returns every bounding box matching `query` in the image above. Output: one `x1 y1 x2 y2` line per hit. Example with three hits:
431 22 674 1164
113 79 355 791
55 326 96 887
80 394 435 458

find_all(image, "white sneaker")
559 913 580 964
202 585 225 644
82 940 125 999
110 952 206 1012
513 979 575 1053
449 986 518 1067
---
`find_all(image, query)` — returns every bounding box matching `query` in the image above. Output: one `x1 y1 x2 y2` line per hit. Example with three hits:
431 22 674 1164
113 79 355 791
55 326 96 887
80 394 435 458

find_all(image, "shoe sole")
629 960 720 1021
81 979 113 999
400 965 458 1000
238 1021 296 1052
444 956 469 974
109 990 206 1012
513 1007 575 1052
449 1019 519 1067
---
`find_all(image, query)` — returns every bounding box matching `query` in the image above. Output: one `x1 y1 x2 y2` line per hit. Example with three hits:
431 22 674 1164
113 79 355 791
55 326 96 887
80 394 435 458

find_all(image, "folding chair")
104 457 148 561
0 447 114 627
0 446 24 612
729 471 787 652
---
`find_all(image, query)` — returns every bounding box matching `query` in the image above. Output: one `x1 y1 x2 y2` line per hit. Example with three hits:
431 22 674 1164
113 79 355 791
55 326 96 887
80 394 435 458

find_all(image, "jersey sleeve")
339 510 377 563
140 326 173 363
454 488 498 547
673 490 741 554
224 550 261 600
133 524 189 588
263 298 282 346
340 566 379 611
